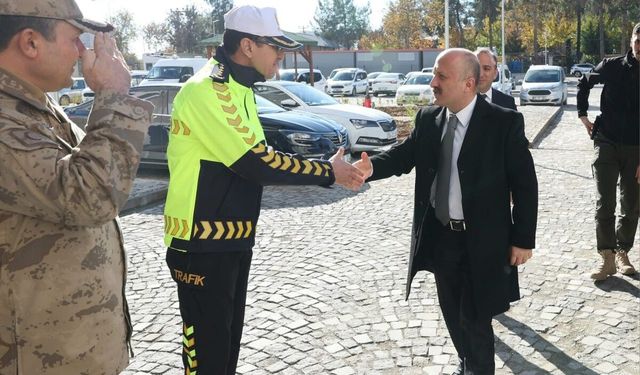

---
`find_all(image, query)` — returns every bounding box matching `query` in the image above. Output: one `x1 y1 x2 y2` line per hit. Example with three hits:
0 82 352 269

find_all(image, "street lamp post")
445 0 449 48
501 0 505 67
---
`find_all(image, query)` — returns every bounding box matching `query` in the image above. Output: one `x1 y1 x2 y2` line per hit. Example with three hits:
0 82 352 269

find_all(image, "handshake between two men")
328 148 373 191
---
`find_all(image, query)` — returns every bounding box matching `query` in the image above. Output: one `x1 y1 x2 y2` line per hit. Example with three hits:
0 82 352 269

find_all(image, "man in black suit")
354 48 538 374
474 47 517 110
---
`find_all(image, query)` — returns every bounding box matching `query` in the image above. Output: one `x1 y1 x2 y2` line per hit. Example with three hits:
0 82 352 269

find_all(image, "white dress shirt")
431 96 478 220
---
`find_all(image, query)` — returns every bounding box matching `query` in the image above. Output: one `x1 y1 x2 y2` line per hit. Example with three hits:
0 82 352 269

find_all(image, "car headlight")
350 119 380 129
282 131 321 145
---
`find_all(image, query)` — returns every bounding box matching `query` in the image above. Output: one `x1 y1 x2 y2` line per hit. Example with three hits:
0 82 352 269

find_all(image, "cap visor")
264 35 303 50
66 19 114 34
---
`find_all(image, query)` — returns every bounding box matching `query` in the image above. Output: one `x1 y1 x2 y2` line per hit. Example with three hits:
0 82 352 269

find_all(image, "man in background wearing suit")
474 47 517 110
354 48 538 374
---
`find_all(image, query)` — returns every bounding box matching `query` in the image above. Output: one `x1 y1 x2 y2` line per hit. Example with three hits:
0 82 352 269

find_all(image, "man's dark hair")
0 15 58 52
222 29 258 55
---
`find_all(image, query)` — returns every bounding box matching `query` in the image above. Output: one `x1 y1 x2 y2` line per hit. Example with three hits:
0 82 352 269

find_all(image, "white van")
139 57 208 86
492 64 514 95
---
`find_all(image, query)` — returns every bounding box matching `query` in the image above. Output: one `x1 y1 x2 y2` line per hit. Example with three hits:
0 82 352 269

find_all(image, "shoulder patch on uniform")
210 63 229 83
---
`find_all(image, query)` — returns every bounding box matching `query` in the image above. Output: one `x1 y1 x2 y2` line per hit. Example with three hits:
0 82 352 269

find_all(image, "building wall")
282 49 443 76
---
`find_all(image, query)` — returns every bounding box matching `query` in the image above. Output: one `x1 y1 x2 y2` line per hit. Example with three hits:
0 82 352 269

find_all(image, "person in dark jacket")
577 22 639 281
354 48 538 375
474 47 517 110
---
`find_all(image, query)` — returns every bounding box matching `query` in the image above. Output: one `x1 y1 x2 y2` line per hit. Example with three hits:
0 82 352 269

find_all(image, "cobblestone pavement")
121 85 639 374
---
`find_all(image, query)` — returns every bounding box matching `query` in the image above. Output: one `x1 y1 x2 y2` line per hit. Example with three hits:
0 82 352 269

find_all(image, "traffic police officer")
163 5 364 374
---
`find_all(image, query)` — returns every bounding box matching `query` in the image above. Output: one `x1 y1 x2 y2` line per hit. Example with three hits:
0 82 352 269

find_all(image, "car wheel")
351 87 356 96
59 95 70 106
574 71 582 77
562 96 567 105
373 92 378 97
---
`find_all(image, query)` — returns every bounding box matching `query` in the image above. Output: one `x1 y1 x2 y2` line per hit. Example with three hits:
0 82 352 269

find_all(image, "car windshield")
334 71 355 81
405 74 433 85
279 71 296 81
379 73 398 79
284 84 339 106
368 72 382 79
147 66 193 79
255 95 286 114
524 70 560 83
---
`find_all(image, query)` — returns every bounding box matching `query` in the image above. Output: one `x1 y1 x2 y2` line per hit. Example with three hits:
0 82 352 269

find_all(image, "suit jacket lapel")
458 96 489 165
433 108 447 148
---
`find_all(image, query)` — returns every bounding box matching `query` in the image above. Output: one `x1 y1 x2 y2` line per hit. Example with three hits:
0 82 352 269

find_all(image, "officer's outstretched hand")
353 152 373 179
330 148 365 191
81 33 131 95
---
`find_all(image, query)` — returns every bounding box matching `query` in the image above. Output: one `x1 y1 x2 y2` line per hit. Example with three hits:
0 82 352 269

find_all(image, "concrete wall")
282 49 443 76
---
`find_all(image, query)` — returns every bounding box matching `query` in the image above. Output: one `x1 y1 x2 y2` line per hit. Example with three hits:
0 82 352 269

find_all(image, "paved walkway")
120 85 639 374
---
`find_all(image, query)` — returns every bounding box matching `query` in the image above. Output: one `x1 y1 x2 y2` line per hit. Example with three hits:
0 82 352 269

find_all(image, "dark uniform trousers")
429 209 496 375
592 136 639 251
166 249 253 375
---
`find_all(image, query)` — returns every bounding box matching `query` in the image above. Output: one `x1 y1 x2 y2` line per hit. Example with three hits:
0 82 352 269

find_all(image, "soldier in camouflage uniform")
0 0 152 374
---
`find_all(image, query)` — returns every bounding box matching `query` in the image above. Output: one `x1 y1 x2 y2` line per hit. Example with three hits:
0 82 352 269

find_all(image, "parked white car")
254 81 397 153
519 65 568 106
130 70 149 86
366 71 384 92
48 77 86 106
370 73 406 96
569 63 595 77
81 70 149 101
326 68 369 96
492 64 514 95
395 73 435 106
404 71 422 81
278 68 327 92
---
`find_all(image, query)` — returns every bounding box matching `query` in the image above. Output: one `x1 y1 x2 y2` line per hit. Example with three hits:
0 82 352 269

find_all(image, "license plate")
531 96 545 101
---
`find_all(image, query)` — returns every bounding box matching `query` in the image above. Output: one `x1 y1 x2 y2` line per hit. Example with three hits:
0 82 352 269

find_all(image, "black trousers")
166 248 253 375
433 226 496 375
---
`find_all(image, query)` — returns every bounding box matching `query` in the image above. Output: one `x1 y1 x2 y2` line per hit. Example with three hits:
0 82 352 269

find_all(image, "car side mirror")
517 80 523 85
179 74 192 83
280 99 299 108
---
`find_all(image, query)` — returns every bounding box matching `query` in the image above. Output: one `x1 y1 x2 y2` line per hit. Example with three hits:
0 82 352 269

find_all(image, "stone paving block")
332 366 355 375
594 362 619 374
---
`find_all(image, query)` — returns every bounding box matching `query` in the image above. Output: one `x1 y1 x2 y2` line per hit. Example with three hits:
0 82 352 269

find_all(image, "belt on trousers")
446 219 466 231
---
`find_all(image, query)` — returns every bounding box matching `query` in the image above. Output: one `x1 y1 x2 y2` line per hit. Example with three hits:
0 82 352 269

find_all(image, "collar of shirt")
480 88 493 102
446 95 477 130
0 67 48 111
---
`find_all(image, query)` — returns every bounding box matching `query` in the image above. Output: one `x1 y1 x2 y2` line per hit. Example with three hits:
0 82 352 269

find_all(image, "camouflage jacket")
0 67 152 374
